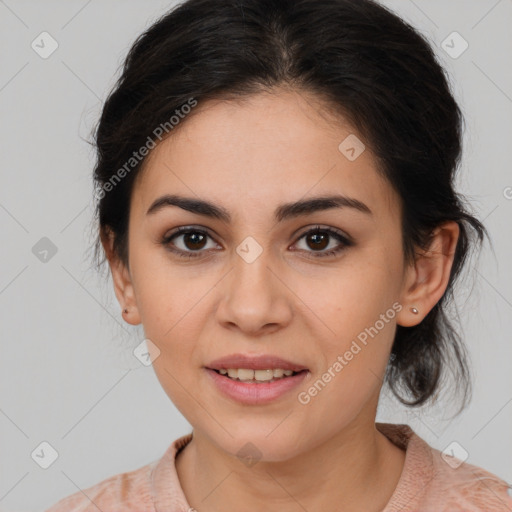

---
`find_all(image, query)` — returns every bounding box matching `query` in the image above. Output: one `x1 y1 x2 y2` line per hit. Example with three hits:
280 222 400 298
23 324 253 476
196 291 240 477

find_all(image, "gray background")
0 1 511 510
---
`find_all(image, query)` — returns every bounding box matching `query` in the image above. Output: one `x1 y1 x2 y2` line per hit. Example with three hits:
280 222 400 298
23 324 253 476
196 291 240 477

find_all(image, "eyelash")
161 225 353 260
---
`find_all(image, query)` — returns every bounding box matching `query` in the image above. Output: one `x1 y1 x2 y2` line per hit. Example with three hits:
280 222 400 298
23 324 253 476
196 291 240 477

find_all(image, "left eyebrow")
146 193 373 222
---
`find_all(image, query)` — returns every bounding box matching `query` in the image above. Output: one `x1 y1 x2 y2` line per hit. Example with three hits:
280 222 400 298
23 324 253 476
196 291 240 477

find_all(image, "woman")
46 0 512 510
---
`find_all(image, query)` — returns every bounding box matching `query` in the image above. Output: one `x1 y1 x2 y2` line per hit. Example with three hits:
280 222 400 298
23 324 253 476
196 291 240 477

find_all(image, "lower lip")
204 368 309 405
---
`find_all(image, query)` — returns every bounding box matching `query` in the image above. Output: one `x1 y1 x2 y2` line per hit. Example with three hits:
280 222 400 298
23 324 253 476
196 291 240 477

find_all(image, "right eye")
161 226 221 259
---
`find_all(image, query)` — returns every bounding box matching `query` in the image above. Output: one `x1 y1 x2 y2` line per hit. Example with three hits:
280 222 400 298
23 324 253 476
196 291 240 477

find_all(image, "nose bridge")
231 234 276 300
217 233 291 332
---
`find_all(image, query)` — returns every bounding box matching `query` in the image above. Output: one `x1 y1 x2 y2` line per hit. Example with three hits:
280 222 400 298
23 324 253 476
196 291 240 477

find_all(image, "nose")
215 243 293 336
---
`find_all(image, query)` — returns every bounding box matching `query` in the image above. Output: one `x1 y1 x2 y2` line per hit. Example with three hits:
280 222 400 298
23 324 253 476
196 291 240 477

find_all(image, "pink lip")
204 367 309 405
205 353 308 372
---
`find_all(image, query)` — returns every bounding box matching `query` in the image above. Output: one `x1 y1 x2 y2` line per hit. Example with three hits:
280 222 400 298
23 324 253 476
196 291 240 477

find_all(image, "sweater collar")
151 422 434 512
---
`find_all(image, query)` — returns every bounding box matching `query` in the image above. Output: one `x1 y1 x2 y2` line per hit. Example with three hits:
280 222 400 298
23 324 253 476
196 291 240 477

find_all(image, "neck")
175 415 406 512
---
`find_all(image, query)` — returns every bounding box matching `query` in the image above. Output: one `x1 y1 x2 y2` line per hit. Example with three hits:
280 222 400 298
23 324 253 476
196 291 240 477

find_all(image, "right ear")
100 227 141 326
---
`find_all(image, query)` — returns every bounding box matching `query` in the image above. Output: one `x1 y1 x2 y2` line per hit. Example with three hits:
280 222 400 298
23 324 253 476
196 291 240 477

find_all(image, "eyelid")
293 224 352 243
162 224 216 240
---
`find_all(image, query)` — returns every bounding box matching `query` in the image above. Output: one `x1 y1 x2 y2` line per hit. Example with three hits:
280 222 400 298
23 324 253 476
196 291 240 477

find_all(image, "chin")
211 425 309 463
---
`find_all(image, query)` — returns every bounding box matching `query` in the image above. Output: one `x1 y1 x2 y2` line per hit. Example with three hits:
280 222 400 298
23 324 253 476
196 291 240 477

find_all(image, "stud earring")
123 308 129 314
410 307 419 315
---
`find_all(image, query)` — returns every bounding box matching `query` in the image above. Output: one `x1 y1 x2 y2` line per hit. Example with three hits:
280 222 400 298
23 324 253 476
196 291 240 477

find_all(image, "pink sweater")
45 422 512 511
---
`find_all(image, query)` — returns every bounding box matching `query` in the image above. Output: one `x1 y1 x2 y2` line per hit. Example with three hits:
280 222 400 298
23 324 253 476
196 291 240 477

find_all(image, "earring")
410 307 419 315
123 308 129 314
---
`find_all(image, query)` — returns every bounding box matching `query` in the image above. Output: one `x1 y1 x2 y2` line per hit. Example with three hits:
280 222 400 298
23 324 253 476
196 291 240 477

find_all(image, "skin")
102 87 459 512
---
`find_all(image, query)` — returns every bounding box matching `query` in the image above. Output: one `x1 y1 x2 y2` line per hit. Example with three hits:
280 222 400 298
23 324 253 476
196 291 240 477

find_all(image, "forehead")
132 88 399 222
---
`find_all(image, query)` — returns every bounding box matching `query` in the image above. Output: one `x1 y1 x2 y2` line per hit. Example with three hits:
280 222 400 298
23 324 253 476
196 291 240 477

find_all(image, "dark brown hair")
92 0 487 411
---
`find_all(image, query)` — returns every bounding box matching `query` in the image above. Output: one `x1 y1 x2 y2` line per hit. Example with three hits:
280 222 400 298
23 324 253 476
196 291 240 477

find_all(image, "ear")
100 227 141 326
396 221 459 327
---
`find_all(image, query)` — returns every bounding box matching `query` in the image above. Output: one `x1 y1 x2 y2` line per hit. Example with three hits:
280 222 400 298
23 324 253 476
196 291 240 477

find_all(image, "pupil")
185 232 206 250
308 232 328 250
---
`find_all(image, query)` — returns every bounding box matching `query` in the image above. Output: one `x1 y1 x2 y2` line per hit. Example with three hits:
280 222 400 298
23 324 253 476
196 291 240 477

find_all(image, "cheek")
296 303 397 436
292 250 401 344
129 242 201 334
291 251 400 398
130 251 218 368
134 273 206 352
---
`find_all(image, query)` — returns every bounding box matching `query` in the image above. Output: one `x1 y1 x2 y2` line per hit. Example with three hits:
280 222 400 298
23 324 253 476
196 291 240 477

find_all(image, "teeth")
254 370 273 381
238 368 256 380
216 368 298 382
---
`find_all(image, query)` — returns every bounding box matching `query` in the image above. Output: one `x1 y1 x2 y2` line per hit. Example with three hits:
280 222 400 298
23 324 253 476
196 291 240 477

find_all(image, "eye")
161 226 219 259
292 225 352 258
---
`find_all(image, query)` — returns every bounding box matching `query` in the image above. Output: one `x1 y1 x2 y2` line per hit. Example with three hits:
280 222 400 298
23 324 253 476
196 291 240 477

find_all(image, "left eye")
162 225 352 259
293 226 352 258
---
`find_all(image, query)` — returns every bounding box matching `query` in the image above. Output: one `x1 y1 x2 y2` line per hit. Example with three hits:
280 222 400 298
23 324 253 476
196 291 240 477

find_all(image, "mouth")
208 367 308 383
203 354 310 404
204 367 310 406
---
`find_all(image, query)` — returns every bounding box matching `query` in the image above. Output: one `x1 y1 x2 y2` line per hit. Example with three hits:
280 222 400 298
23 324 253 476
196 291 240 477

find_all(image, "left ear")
396 221 459 327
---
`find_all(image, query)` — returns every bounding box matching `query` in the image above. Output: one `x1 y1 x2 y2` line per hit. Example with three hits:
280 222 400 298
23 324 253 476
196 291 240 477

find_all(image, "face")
111 88 416 461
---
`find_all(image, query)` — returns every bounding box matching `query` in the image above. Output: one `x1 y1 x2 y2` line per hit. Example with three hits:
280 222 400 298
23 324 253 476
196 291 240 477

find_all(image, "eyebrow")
146 193 372 222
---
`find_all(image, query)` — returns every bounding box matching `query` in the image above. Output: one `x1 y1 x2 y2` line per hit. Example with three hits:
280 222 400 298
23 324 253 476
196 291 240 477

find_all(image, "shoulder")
377 422 512 512
427 442 512 511
44 460 155 512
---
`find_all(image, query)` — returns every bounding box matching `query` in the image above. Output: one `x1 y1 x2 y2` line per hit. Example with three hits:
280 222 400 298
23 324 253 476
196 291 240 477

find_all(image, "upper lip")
205 354 308 372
